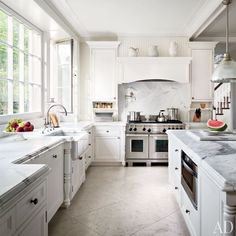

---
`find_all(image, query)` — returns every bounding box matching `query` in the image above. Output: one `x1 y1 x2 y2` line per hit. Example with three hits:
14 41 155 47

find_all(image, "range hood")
117 57 192 84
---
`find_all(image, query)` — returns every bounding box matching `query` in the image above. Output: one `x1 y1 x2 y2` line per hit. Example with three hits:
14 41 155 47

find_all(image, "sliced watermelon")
207 119 227 131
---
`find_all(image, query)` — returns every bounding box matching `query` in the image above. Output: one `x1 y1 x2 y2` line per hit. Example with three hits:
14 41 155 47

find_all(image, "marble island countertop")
167 130 236 191
0 121 94 208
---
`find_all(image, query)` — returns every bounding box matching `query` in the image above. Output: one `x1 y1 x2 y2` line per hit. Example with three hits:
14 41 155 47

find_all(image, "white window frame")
0 2 45 124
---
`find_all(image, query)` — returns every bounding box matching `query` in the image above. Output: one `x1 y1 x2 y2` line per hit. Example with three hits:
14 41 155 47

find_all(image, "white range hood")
117 57 192 84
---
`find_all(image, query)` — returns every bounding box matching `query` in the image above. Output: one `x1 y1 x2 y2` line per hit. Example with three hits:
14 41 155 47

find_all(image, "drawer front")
0 207 16 236
16 181 46 228
95 126 120 137
40 144 64 161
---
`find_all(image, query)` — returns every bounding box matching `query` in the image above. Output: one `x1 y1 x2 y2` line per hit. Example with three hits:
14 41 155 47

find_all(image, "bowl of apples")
4 119 34 140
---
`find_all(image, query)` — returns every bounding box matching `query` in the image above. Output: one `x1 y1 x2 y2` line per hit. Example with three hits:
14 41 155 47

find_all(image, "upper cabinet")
87 41 120 101
189 42 217 102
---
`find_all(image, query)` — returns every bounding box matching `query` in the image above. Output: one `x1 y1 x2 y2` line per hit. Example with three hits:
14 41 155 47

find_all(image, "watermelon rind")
208 123 227 132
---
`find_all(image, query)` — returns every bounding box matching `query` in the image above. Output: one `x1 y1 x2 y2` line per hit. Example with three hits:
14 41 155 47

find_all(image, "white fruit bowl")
3 131 33 141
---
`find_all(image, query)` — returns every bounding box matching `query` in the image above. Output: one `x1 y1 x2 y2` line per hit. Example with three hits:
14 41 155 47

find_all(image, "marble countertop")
167 130 236 191
0 121 92 208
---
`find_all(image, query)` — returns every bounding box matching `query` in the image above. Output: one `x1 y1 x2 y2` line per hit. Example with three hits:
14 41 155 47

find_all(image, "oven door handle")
126 134 148 137
182 161 197 177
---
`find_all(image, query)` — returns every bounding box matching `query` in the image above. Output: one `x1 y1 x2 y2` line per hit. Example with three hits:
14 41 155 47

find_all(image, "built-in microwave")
181 150 198 210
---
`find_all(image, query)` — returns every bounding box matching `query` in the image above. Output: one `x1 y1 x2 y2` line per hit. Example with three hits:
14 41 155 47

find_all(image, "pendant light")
212 0 236 83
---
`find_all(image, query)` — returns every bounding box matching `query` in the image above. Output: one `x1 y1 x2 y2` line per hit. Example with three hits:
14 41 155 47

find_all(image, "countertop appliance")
125 119 185 162
181 150 198 210
167 108 179 121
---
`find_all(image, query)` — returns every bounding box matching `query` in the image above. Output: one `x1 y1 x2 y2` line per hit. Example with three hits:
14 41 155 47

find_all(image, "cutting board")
186 130 236 141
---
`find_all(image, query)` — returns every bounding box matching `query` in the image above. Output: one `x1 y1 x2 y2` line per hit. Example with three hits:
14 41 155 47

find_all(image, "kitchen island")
168 130 236 236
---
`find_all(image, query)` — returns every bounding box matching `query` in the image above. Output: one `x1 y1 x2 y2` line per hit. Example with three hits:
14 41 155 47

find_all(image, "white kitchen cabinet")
71 154 85 199
18 205 47 236
0 180 48 236
200 169 221 236
87 41 120 102
26 144 64 222
93 125 125 163
189 42 217 101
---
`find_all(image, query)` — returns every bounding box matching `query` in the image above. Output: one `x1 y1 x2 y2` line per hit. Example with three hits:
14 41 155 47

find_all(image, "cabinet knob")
79 156 83 160
88 156 91 158
175 149 178 152
52 154 57 158
174 186 178 190
192 97 194 100
185 209 190 214
113 97 116 100
30 198 38 205
175 167 178 170
89 144 91 146
106 130 109 133
117 137 120 139
89 132 91 134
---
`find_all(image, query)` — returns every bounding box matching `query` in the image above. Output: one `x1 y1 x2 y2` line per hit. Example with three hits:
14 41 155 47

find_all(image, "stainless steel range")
126 120 185 163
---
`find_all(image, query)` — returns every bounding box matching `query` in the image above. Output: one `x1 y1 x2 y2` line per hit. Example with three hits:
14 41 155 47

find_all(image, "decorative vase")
128 47 139 57
169 41 178 57
148 45 159 57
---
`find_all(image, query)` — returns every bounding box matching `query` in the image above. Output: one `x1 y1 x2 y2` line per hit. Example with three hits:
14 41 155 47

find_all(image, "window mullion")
7 15 13 114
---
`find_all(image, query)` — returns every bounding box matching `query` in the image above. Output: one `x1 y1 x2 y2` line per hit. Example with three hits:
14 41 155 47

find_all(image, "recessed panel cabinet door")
95 137 120 161
91 49 116 101
191 49 213 101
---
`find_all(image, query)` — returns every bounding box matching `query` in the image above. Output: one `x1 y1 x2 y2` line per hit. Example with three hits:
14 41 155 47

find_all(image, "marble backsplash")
118 81 191 122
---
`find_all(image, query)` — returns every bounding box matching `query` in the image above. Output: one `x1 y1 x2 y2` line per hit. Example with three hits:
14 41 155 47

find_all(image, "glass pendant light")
212 0 236 83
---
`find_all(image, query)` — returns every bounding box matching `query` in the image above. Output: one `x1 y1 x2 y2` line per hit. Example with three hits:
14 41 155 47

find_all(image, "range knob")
143 127 146 131
147 128 151 133
162 128 166 133
129 127 132 131
133 127 137 131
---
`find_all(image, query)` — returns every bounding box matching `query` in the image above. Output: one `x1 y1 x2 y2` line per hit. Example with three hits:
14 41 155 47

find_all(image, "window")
0 8 42 116
55 39 73 112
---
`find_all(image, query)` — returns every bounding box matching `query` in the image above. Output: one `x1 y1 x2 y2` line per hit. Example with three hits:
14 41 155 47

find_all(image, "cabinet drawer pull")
175 167 178 170
79 156 83 160
52 154 57 158
88 156 91 158
30 198 38 205
185 209 190 214
89 144 91 146
175 149 179 152
89 132 91 134
174 186 178 190
106 130 109 133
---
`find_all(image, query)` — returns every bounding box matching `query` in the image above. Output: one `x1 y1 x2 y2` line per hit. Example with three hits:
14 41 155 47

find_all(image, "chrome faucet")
46 104 68 127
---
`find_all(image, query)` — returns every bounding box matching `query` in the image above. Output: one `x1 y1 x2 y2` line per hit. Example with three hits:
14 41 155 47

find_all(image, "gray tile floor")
49 166 190 236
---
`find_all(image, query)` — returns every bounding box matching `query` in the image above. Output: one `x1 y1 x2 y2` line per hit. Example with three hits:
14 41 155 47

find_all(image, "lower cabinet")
0 180 48 236
26 144 64 222
94 125 125 163
95 136 120 161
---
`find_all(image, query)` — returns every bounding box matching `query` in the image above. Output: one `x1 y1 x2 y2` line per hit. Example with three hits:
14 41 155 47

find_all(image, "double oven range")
126 120 185 163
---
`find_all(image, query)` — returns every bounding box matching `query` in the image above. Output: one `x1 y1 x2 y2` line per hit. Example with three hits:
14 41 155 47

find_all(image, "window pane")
32 85 41 112
24 55 29 112
32 32 41 57
0 10 7 42
0 43 7 79
13 19 20 48
24 27 29 53
32 57 41 84
0 80 8 114
13 49 19 113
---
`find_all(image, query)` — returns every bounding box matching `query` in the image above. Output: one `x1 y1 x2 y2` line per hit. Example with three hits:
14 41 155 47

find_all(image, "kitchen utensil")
128 47 139 57
157 110 166 122
129 111 141 121
167 108 179 121
148 45 159 57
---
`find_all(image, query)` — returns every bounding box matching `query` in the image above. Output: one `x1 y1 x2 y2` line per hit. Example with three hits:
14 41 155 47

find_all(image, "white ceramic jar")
169 41 178 57
148 45 159 57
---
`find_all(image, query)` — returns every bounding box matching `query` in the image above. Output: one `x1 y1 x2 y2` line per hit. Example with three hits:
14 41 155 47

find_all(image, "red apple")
16 126 24 132
23 126 32 132
24 121 31 127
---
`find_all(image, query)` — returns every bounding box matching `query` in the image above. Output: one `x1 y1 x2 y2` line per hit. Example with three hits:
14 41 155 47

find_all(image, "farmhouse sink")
45 130 89 160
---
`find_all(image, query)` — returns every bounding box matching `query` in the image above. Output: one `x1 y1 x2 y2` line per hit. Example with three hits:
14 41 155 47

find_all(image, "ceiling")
49 0 223 38
199 0 236 37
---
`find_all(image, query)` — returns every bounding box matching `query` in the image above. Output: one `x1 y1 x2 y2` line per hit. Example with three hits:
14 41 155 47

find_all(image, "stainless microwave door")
126 134 148 159
149 135 168 160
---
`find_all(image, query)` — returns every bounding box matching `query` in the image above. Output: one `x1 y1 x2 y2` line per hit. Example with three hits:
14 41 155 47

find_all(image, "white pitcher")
169 41 178 57
128 47 139 57
148 45 159 57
